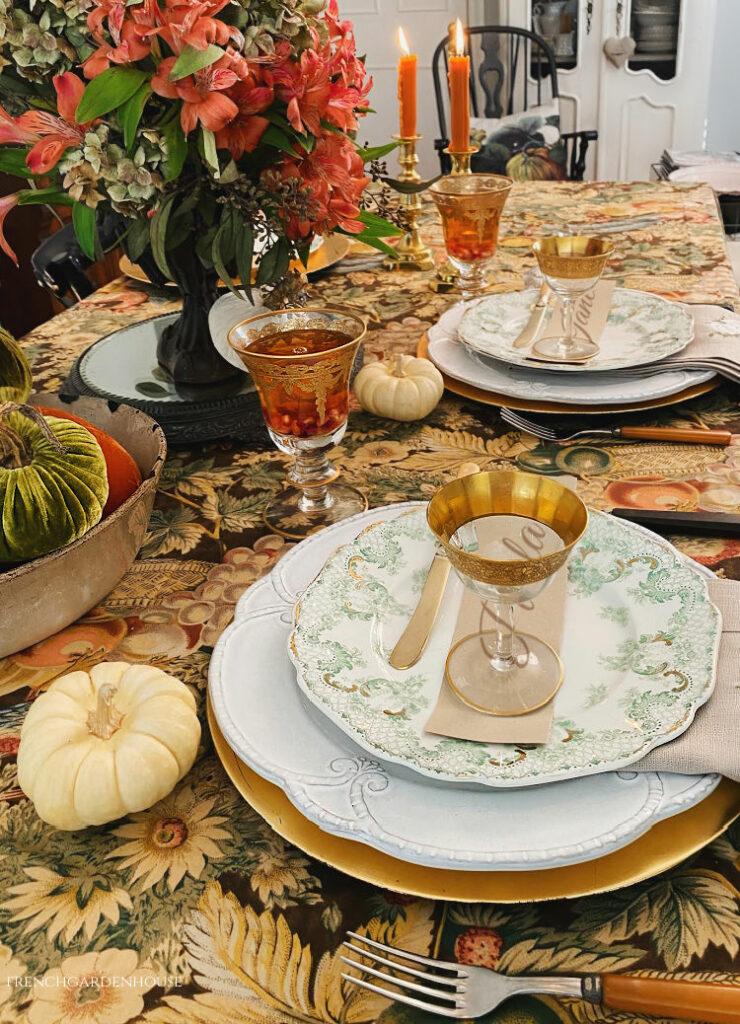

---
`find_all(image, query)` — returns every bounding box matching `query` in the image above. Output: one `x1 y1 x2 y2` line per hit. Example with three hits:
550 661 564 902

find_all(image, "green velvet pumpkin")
0 327 32 403
0 403 109 563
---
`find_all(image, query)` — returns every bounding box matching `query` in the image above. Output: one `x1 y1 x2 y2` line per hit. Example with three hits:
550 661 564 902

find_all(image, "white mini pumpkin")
353 354 444 421
17 661 201 830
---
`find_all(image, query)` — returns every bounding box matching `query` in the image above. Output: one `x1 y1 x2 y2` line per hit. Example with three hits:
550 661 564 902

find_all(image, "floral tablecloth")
1 181 739 1024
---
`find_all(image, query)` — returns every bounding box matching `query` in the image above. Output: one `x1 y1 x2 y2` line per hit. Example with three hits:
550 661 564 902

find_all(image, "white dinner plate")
209 502 720 871
427 302 713 406
458 287 694 371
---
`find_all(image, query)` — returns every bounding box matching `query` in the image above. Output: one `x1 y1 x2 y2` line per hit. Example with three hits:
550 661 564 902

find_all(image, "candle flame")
454 17 465 56
398 26 410 56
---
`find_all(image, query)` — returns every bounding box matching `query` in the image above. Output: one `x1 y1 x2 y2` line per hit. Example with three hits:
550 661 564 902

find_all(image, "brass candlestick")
444 145 479 176
383 135 435 271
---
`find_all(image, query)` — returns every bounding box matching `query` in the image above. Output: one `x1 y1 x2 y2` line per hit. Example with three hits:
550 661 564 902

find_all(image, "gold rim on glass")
227 306 367 360
532 235 614 280
429 173 513 200
427 470 588 588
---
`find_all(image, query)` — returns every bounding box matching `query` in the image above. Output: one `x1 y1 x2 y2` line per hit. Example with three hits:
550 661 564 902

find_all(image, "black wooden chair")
432 25 597 181
31 222 95 307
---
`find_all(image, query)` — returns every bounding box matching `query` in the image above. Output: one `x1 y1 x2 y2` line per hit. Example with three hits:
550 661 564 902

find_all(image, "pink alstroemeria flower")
0 106 37 146
83 20 151 79
16 74 91 175
152 57 238 134
273 49 330 137
215 74 273 158
150 0 241 55
0 193 20 265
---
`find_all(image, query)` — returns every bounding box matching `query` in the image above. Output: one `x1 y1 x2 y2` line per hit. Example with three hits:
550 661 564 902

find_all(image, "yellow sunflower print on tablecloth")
106 786 232 893
4 866 132 944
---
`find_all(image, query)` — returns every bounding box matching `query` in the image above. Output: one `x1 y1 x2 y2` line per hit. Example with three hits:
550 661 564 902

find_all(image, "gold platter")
417 333 720 416
208 701 740 903
119 234 351 287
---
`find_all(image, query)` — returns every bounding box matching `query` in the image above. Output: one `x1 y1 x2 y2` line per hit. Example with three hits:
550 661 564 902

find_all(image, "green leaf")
162 115 188 181
170 44 224 82
357 141 398 162
119 82 152 154
75 67 147 122
255 238 290 286
200 127 219 175
234 221 254 305
345 231 398 258
150 191 177 278
260 125 298 157
382 173 442 194
72 202 96 260
358 209 404 236
125 217 150 262
16 186 73 207
0 149 34 178
211 211 241 300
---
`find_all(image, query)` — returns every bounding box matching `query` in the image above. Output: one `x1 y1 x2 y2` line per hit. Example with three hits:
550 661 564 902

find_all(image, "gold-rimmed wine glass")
427 470 588 715
532 236 614 362
228 307 367 539
429 174 512 300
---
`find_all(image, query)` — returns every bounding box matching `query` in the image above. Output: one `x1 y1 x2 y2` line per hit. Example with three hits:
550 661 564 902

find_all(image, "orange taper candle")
397 27 417 138
448 18 470 152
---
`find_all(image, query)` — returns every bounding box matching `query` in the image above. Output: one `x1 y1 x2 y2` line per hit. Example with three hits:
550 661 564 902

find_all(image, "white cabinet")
496 0 718 180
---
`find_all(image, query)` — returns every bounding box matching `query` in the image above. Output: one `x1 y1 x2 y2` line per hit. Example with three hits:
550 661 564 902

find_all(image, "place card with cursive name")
538 278 617 349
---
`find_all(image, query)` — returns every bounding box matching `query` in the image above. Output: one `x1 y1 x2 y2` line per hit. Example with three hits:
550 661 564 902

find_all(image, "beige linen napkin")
633 578 740 782
423 565 567 744
603 303 740 381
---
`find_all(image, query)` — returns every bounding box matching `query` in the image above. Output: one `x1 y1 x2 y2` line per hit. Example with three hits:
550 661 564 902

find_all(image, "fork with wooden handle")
388 461 480 670
342 932 740 1023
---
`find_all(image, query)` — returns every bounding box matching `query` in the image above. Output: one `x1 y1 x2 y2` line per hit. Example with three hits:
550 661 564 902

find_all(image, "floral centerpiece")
0 0 398 383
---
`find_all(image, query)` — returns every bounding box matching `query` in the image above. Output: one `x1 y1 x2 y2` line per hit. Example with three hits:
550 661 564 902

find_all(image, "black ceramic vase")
154 241 241 386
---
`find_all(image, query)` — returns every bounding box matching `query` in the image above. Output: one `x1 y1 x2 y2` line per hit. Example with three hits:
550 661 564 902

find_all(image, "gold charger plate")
208 701 740 903
417 333 720 416
119 234 351 287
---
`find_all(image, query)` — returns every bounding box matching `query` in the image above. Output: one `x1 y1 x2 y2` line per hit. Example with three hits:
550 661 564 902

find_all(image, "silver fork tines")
342 932 468 1018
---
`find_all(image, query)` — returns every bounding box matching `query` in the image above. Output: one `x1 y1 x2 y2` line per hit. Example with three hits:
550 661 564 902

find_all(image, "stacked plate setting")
209 498 722 875
426 287 712 410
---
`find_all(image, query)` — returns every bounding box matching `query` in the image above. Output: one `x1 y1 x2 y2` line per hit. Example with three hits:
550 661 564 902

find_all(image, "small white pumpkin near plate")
354 354 444 421
17 662 200 830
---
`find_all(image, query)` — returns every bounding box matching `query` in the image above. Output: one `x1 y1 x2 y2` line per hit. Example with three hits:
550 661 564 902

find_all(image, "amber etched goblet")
229 308 367 538
429 174 512 300
532 236 614 362
427 471 588 715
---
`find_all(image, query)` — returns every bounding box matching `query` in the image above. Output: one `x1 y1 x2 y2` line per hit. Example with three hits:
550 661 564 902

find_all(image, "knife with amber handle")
388 462 480 670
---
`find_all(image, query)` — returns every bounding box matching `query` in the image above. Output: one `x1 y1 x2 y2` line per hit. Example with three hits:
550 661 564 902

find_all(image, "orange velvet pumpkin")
36 406 142 516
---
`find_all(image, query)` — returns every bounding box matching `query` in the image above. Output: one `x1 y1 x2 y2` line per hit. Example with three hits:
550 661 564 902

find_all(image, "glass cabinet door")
628 0 682 81
531 0 579 71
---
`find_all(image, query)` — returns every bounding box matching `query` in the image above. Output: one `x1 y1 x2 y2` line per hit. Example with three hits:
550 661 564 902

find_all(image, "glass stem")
559 294 575 356
288 447 337 512
490 600 516 673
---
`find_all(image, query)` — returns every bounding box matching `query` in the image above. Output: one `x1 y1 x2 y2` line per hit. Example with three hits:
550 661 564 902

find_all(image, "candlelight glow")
398 26 410 55
454 17 465 56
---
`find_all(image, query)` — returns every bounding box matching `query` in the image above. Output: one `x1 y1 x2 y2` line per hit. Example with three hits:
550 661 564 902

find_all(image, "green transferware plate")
458 287 694 372
289 507 720 787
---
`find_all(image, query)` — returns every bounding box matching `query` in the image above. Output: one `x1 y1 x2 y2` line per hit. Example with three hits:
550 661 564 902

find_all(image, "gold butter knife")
389 462 480 671
512 282 550 349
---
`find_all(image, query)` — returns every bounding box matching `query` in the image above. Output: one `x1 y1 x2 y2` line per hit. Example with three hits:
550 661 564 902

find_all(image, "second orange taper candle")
448 18 470 152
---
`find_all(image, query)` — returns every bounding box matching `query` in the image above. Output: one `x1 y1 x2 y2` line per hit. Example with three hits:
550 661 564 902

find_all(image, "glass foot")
532 335 600 362
445 630 563 716
263 484 368 540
